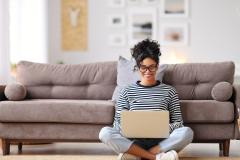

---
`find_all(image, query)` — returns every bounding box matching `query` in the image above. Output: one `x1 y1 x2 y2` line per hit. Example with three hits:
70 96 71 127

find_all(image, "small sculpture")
68 7 80 27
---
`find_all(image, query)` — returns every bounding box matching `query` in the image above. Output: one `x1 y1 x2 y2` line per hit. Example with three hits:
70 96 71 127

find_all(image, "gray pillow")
4 83 27 101
112 56 167 103
211 81 233 101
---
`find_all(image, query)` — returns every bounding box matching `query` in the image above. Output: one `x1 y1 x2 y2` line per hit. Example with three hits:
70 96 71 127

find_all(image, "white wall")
48 0 240 75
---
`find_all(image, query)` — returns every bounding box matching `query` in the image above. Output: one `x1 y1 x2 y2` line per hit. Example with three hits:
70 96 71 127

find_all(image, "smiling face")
139 57 158 86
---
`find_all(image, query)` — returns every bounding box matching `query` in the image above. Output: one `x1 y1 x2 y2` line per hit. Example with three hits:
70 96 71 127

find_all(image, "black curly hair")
131 39 161 69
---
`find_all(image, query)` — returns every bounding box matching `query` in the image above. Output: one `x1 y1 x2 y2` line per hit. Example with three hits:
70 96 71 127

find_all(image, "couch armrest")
233 84 240 118
232 84 240 139
0 85 7 101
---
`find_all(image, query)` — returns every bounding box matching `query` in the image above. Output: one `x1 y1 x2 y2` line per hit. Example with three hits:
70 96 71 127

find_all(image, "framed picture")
161 0 189 17
128 8 157 46
142 0 159 5
127 0 142 5
108 34 126 47
108 14 125 28
107 0 125 8
62 0 88 51
160 23 188 46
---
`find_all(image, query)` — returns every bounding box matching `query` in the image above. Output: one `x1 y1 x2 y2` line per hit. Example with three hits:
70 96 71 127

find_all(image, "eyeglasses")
139 64 158 72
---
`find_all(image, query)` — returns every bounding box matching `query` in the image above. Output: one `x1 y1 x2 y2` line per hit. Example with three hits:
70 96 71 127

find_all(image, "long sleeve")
113 88 130 127
168 87 184 133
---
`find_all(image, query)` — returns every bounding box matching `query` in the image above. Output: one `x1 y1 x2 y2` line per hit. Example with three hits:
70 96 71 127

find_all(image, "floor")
1 140 240 157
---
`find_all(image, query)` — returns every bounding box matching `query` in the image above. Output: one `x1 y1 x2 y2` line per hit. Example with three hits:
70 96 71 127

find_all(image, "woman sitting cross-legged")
99 39 194 160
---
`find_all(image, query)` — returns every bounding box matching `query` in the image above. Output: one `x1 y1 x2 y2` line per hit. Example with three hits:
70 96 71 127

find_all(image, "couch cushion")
185 124 235 140
0 123 104 140
163 61 235 100
211 81 233 101
0 99 115 124
180 100 234 123
16 61 117 100
4 83 27 101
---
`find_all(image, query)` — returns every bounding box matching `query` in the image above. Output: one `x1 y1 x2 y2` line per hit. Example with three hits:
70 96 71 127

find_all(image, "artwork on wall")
128 8 157 46
108 14 125 28
160 23 188 46
106 0 190 48
61 0 88 51
127 0 142 5
107 0 125 8
161 0 189 17
142 0 159 5
108 34 126 47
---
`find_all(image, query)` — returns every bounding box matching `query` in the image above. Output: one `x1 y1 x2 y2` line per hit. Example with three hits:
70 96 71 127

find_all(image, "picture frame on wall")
108 14 125 28
107 0 125 8
128 8 157 46
161 0 189 17
62 0 88 51
142 0 159 5
108 34 126 47
160 23 188 46
127 0 142 5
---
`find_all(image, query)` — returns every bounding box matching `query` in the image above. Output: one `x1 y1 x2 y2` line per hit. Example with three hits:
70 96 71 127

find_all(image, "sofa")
0 60 239 156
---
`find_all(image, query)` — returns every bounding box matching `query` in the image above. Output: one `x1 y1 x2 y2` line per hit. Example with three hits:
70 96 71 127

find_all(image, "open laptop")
121 111 169 138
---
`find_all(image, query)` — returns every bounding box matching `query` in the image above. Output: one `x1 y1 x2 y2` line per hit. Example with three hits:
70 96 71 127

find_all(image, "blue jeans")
99 126 193 154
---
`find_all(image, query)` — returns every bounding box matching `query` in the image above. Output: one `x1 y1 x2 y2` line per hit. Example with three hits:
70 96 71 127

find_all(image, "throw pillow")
112 56 167 103
4 83 27 101
211 81 233 101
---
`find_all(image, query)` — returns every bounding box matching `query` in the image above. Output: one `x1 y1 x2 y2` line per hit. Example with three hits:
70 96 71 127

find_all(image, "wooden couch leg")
18 143 23 153
219 140 230 156
223 139 230 157
219 142 223 156
1 139 10 155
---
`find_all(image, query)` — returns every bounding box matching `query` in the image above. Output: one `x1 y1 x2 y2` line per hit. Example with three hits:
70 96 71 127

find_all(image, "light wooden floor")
1 155 240 160
0 140 240 158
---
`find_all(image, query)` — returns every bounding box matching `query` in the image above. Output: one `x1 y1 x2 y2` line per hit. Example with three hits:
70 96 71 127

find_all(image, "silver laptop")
121 111 169 138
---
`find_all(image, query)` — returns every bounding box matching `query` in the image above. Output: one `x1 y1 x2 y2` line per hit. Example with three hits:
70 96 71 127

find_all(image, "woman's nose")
145 69 151 73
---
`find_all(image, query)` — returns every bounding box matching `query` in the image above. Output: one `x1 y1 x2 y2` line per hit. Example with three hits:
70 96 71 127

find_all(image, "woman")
99 39 193 160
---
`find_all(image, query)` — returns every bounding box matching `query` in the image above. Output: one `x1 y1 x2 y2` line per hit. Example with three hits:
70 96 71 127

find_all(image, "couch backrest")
163 61 235 100
16 61 117 100
17 61 235 100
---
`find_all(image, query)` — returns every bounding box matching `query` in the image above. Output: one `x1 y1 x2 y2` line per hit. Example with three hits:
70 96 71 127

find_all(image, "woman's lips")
144 74 153 78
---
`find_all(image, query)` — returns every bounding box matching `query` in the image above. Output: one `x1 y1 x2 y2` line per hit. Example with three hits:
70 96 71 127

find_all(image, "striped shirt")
113 80 184 133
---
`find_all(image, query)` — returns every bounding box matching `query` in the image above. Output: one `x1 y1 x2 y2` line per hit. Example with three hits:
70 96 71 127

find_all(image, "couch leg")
219 142 223 156
219 140 230 157
1 139 10 155
18 143 23 153
223 140 230 156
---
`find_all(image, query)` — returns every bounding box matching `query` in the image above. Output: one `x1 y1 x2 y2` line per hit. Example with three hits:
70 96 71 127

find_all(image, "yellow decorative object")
61 0 88 51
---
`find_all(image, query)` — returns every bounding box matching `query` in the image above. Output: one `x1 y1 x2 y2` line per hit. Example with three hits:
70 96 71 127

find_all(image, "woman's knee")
98 126 114 142
180 127 194 142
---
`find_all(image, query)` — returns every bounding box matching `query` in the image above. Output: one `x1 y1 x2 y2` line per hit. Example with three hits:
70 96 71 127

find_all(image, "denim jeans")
99 126 193 154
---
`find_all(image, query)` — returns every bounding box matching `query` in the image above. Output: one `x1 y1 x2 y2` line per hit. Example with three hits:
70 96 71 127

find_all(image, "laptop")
120 111 169 138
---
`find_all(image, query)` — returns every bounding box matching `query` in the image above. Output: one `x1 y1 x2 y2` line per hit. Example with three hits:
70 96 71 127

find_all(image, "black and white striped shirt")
113 80 184 133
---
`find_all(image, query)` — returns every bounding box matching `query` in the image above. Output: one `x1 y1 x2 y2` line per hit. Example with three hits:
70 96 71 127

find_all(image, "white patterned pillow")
112 56 167 103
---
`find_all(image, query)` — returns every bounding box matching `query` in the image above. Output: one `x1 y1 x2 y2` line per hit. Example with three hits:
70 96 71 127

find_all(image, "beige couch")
0 60 239 156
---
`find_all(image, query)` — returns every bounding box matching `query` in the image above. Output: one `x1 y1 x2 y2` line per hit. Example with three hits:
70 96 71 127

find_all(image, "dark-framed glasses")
139 64 158 72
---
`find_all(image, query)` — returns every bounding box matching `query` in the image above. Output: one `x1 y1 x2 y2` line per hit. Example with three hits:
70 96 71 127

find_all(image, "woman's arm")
168 87 184 133
113 88 130 127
